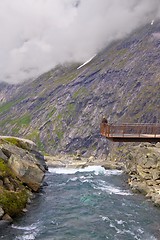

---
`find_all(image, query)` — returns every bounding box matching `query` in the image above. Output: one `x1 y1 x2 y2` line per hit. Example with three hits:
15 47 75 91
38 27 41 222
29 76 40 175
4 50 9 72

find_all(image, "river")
0 166 160 240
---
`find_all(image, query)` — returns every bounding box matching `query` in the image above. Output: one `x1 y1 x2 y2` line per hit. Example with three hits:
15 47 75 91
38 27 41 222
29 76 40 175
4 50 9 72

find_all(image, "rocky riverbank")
44 152 123 170
107 142 160 207
0 136 47 226
124 143 160 207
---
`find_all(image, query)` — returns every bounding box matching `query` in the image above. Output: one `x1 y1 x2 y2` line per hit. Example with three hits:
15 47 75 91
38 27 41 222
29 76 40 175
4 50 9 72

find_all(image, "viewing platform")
100 120 160 143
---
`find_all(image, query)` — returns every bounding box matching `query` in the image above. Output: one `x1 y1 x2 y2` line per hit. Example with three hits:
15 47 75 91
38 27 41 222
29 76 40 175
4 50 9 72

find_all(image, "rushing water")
0 166 160 240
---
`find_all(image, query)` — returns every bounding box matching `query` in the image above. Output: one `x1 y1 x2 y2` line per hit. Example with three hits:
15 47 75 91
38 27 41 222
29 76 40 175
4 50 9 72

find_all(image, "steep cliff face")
0 21 160 156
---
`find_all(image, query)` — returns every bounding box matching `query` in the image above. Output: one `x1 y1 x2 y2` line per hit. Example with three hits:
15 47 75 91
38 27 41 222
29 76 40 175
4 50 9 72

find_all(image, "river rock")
0 207 4 219
2 214 13 223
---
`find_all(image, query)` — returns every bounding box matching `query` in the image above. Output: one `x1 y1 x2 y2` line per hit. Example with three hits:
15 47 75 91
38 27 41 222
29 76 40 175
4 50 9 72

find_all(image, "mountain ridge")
0 20 160 156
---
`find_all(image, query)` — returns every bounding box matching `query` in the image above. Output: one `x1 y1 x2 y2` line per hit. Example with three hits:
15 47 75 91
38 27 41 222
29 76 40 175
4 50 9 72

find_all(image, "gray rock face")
0 137 46 192
0 136 47 222
123 144 160 207
0 149 8 162
8 154 44 192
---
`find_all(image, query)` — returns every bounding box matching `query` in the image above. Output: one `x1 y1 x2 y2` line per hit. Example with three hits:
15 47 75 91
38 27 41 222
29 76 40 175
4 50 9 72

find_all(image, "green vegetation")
0 97 24 115
57 113 63 120
0 159 12 177
67 103 76 115
3 137 19 146
0 188 28 216
11 114 31 126
53 71 79 88
47 107 57 119
26 130 45 152
16 114 31 125
117 48 128 56
55 129 64 140
73 87 88 99
0 159 28 216
0 101 14 114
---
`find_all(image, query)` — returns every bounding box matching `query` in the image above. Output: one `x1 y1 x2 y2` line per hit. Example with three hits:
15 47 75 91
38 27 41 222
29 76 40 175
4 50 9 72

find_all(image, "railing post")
108 124 110 137
100 121 160 141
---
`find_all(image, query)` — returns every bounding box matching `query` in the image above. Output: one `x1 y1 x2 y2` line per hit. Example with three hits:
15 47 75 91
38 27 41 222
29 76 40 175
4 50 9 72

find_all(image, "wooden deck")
100 123 160 142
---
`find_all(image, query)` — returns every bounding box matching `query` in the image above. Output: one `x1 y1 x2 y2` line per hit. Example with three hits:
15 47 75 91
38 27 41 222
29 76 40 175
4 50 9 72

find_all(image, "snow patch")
77 55 96 69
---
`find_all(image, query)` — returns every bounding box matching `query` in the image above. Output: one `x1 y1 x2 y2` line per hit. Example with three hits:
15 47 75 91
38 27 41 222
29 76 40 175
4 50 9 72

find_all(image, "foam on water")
12 223 40 240
94 180 132 195
12 224 37 231
15 233 36 240
0 163 159 240
101 185 132 195
49 165 122 176
99 215 158 240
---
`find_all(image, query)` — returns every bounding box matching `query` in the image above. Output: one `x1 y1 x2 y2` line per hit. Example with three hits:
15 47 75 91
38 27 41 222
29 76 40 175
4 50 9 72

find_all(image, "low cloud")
0 0 160 83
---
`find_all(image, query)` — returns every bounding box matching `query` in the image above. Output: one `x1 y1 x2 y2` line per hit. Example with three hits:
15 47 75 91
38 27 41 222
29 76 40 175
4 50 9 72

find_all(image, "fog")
0 0 160 83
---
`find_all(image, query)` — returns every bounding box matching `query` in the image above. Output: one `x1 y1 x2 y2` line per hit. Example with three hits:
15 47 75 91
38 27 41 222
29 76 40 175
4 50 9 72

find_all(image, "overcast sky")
0 0 160 84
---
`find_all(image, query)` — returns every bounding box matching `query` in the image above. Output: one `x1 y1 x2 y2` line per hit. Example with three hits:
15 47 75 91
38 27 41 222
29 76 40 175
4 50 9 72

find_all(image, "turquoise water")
0 166 160 240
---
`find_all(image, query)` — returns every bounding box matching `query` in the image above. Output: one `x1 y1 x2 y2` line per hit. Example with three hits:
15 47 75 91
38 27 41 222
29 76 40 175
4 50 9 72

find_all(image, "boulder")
130 181 149 195
2 214 13 223
151 169 160 181
8 153 45 192
0 136 37 152
0 139 46 192
137 165 152 180
144 157 157 169
0 207 4 219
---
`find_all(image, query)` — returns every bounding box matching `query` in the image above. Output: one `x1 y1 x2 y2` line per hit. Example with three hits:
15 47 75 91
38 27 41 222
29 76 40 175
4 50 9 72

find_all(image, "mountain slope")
0 20 160 156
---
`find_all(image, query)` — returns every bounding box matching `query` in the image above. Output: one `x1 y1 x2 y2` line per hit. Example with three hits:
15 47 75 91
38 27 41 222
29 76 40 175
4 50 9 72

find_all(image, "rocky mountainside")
0 20 160 156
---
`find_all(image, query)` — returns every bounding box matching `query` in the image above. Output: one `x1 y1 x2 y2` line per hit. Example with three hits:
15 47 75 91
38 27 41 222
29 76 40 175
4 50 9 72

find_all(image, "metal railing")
100 123 160 138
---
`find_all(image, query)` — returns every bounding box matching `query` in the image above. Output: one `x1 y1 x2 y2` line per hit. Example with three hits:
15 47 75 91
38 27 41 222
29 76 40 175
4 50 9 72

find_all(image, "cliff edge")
0 136 47 225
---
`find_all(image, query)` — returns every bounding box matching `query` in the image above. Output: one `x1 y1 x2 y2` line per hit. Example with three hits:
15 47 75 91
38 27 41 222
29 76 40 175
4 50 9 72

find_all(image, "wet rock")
2 214 13 223
129 181 149 195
